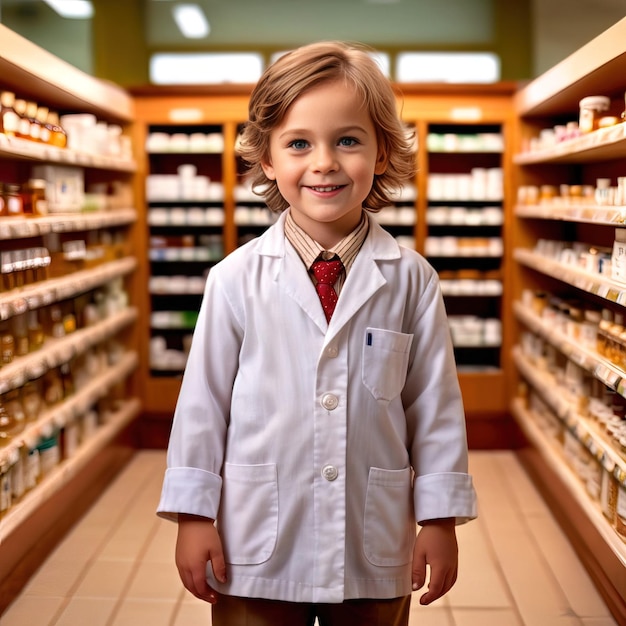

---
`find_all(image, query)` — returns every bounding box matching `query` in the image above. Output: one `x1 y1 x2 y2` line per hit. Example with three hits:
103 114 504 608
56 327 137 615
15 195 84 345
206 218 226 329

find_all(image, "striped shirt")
284 210 369 296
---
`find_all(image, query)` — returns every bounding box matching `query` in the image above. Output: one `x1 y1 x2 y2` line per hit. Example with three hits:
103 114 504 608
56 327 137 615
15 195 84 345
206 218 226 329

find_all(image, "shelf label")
449 107 483 121
169 108 204 123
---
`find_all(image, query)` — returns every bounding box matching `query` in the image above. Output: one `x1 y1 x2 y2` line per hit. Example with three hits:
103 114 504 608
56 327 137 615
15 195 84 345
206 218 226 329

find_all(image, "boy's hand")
175 514 227 604
411 518 458 605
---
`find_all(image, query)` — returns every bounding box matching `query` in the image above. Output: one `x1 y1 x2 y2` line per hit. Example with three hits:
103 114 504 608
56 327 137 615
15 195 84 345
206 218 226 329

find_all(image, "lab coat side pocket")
362 328 413 402
363 466 415 567
219 463 278 565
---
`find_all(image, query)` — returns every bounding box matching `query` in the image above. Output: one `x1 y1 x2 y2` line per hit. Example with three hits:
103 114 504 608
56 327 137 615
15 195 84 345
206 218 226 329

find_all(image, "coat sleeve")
156 267 243 522
403 269 477 525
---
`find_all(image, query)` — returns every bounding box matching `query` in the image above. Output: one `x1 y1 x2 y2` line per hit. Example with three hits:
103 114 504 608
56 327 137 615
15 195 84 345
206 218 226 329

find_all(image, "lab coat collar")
257 210 402 338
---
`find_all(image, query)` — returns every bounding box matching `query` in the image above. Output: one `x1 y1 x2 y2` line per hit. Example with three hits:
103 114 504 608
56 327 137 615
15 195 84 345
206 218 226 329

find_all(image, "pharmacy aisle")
0 450 617 626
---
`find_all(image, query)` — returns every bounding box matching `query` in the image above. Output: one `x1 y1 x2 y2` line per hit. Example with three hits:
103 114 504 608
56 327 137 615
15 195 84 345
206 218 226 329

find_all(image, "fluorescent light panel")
41 0 93 18
172 4 210 39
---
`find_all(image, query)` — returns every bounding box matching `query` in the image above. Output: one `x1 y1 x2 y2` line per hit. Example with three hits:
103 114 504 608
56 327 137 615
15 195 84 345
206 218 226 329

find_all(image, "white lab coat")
157 211 477 603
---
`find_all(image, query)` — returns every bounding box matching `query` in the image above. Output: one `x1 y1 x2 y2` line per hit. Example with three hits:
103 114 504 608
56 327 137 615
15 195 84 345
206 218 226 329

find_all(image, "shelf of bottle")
0 394 141 539
0 209 137 241
0 257 137 322
0 134 136 172
440 280 502 296
514 248 626 306
510 396 626 567
515 204 626 226
514 300 626 397
0 307 138 396
514 124 626 165
0 350 138 465
513 346 626 481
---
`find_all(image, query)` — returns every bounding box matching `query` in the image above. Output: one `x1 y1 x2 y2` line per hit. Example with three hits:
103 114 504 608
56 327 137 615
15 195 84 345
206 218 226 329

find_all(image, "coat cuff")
157 467 222 522
414 472 477 525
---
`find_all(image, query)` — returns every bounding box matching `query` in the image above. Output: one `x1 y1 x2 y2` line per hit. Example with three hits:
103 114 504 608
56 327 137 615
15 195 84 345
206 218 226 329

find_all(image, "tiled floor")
0 450 618 626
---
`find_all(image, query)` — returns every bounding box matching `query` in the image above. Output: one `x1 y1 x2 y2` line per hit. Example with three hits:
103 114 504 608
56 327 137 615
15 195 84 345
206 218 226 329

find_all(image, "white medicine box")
611 228 626 284
32 164 84 213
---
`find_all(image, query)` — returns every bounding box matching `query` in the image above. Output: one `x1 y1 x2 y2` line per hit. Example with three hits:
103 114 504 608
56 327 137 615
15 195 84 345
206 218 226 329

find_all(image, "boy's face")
261 80 386 248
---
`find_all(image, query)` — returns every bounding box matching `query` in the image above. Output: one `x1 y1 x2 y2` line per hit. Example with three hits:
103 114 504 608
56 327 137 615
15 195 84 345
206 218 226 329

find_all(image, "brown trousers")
212 594 412 626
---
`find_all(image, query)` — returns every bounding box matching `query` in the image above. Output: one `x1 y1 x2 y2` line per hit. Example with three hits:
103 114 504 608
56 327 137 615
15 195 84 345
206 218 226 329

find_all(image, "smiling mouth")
308 185 344 192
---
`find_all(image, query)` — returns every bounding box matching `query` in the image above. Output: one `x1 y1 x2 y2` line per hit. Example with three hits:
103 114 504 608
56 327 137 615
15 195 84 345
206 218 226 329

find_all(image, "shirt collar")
284 210 369 274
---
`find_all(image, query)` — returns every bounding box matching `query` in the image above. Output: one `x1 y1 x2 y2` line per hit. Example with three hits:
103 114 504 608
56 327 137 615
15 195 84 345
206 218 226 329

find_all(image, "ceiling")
1 0 625 81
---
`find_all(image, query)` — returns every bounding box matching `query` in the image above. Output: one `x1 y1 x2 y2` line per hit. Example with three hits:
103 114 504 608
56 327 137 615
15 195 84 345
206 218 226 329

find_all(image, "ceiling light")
172 4 210 39
41 0 94 18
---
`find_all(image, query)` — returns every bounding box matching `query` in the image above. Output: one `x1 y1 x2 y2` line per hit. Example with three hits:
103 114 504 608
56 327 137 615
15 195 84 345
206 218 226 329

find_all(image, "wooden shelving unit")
130 84 516 448
510 16 626 621
0 24 141 611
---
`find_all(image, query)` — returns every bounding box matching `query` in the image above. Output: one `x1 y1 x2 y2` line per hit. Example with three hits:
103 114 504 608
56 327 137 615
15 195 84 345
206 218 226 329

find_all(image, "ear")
374 148 388 175
261 159 276 180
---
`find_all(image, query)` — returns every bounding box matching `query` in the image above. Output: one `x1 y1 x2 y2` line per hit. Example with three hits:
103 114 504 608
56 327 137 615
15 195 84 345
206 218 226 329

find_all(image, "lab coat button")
325 345 338 358
321 393 338 410
322 465 338 481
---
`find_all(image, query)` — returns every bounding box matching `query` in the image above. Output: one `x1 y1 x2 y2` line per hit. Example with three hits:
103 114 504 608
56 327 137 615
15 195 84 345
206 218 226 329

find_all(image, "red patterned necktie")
311 257 343 322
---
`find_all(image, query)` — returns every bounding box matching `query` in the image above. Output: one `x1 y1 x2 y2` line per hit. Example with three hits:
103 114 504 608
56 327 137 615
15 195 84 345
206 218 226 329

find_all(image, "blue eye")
339 137 359 147
289 139 309 150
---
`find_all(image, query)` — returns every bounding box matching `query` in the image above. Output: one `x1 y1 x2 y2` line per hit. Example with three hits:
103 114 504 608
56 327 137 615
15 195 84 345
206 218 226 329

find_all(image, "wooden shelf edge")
514 17 626 117
0 25 133 123
511 398 626 566
0 397 141 541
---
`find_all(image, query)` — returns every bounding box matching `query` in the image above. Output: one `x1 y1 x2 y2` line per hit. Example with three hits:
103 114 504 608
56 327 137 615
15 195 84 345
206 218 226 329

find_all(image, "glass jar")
3 183 23 217
22 179 48 216
579 96 610 133
0 91 19 137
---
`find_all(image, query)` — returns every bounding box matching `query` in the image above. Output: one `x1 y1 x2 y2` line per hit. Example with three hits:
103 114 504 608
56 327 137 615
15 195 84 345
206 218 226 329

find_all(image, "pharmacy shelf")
0 307 137 395
0 209 137 240
514 248 626 305
515 204 626 226
0 351 138 466
0 394 140 541
513 347 626 487
0 134 136 172
511 396 626 567
513 300 626 393
0 24 133 123
514 124 626 165
0 257 137 321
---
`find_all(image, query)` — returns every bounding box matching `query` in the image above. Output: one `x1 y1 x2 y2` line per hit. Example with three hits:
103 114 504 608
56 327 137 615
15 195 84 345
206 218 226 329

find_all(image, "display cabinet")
510 17 626 621
0 25 140 611
131 85 517 448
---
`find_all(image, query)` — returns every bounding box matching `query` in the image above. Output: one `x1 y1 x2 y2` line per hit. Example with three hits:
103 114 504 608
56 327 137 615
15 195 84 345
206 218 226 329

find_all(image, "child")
157 41 477 626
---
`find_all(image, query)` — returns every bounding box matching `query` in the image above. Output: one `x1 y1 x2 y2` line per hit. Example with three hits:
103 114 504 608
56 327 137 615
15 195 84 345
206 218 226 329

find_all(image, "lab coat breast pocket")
363 466 415 566
219 463 278 565
362 328 413 401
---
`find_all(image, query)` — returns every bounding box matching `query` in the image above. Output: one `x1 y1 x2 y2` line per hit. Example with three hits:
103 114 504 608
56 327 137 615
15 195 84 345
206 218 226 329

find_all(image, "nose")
311 145 339 173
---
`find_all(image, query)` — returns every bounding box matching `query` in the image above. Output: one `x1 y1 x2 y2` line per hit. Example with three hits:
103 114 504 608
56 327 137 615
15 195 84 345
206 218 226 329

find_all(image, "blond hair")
237 41 416 212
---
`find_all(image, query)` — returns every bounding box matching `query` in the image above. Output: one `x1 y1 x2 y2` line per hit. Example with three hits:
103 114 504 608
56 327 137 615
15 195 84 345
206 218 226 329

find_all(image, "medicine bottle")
579 96 610 133
3 183 23 217
22 179 48 216
45 111 67 148
0 91 19 137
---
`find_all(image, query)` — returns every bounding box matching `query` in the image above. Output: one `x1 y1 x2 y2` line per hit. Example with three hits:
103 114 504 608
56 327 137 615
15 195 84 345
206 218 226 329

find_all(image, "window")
150 52 264 84
395 52 500 83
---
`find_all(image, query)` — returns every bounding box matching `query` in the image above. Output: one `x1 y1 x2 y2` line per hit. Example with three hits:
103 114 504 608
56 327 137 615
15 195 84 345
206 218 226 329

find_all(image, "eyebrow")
277 125 370 139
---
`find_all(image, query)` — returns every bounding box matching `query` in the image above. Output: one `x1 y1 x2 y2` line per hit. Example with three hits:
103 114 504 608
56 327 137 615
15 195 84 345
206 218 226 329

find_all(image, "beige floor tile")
142 519 177 563
451 607 523 626
110 598 178 626
125 558 183 601
20 558 84 598
581 619 622 625
530 515 613 619
173 598 213 625
53 597 117 626
448 517 512 608
408 600 454 626
0 596 65 625
72 559 135 598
